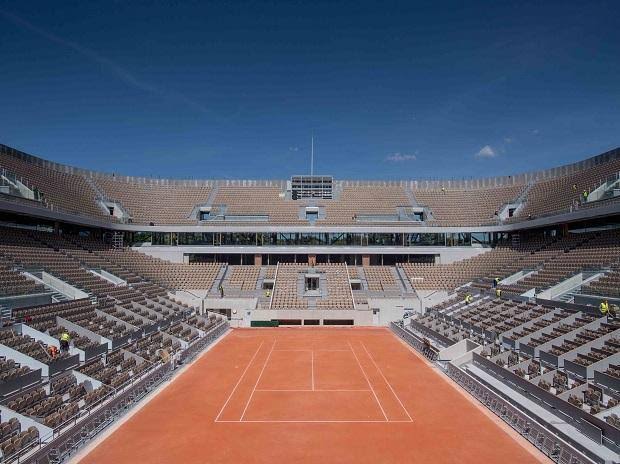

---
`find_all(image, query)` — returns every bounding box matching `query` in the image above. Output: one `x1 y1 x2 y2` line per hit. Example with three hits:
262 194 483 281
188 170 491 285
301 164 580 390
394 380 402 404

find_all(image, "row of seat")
3 145 619 226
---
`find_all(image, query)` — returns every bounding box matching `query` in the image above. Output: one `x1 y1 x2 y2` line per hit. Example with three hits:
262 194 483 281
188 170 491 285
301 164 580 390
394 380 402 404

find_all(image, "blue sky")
0 1 619 180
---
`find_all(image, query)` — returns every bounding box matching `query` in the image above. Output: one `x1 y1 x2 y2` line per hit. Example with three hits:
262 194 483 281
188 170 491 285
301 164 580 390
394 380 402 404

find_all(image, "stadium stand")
513 156 620 220
97 249 221 291
414 184 525 226
399 244 525 290
270 263 354 310
0 265 44 298
0 358 32 384
92 176 212 224
404 287 620 463
0 330 70 364
362 266 399 291
210 185 300 224
2 142 620 463
225 265 261 292
498 230 620 295
584 262 620 298
322 186 411 224
2 143 619 226
0 150 108 220
0 420 39 459
270 264 309 309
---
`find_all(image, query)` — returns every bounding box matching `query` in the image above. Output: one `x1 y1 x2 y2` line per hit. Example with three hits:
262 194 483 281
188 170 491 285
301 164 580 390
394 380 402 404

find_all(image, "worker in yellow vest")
495 288 502 298
59 332 70 353
600 300 609 314
600 299 609 318
464 293 473 305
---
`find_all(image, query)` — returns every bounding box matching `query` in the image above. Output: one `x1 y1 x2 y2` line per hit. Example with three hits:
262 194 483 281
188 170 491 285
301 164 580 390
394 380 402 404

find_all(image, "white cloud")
504 137 513 144
532 129 540 135
475 145 497 159
288 146 299 152
386 152 417 162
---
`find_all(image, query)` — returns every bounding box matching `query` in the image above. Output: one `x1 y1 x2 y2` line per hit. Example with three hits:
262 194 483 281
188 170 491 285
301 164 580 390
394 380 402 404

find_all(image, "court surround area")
77 328 545 464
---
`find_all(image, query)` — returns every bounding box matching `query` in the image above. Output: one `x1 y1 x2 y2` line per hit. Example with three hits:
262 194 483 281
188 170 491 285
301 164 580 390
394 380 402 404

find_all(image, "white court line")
239 339 277 421
272 349 311 352
221 420 413 423
214 340 264 422
347 340 388 421
311 350 315 390
361 342 413 422
271 349 350 352
254 389 371 392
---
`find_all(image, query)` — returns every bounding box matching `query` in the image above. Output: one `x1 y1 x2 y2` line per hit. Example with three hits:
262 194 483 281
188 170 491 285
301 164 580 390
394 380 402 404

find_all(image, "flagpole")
311 134 314 177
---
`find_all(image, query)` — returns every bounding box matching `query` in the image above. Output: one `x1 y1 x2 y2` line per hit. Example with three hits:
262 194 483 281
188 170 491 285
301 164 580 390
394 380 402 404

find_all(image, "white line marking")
220 420 413 423
271 349 350 352
239 339 277 421
254 389 371 392
361 342 413 422
348 340 388 421
272 349 311 352
311 350 315 391
214 340 264 422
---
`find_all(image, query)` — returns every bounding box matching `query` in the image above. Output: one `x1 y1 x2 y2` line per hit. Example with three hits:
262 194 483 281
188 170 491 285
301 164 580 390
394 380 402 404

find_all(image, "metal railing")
391 321 598 464
390 322 438 361
447 363 598 464
5 320 229 464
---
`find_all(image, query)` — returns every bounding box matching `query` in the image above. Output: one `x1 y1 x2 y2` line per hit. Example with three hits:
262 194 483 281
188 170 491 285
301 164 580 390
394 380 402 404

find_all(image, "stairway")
559 270 609 303
404 187 419 207
395 266 416 295
257 266 269 290
204 182 220 207
0 304 10 324
84 176 108 201
510 181 534 214
586 173 620 202
557 292 574 303
210 264 229 295
356 266 369 290
50 291 70 303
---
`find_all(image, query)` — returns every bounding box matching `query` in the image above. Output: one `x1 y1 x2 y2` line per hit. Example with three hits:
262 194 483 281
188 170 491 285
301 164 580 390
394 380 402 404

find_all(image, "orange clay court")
77 328 546 464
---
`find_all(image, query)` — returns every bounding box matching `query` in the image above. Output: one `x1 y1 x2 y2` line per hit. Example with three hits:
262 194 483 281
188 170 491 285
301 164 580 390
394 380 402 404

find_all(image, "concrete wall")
435 247 490 264
537 273 585 300
438 339 482 366
250 308 372 326
366 298 419 325
202 297 257 327
416 290 450 312
133 246 185 263
0 293 52 311
40 272 89 300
